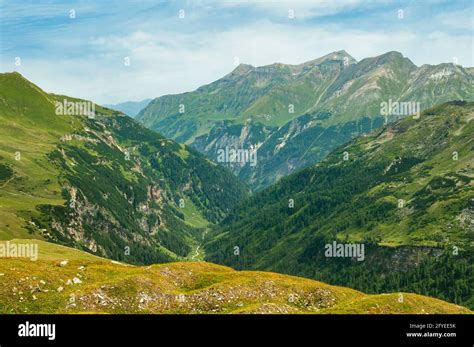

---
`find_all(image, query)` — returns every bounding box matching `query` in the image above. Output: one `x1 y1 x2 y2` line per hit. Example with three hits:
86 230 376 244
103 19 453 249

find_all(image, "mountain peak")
375 51 416 66
0 70 56 110
231 63 255 75
298 50 357 68
328 49 355 60
379 50 404 59
1 71 33 84
353 51 417 72
2 70 23 77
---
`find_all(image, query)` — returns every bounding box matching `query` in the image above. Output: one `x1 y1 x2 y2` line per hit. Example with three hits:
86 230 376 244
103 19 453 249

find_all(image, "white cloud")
8 20 473 104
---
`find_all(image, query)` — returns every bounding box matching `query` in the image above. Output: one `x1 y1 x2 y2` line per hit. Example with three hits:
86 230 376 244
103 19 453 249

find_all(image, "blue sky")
1 0 472 104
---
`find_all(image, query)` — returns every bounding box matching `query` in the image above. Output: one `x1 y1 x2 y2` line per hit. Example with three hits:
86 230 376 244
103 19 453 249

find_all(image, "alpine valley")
0 48 473 314
0 72 248 265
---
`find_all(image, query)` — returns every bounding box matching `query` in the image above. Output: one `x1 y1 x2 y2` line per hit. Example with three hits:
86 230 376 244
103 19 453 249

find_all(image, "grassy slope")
0 73 73 240
0 239 470 314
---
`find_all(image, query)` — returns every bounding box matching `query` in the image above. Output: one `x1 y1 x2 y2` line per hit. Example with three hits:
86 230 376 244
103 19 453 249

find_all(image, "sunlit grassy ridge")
0 240 470 314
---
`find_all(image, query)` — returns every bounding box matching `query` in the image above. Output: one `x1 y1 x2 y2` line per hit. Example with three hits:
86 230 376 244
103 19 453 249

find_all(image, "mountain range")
137 51 473 189
0 53 472 313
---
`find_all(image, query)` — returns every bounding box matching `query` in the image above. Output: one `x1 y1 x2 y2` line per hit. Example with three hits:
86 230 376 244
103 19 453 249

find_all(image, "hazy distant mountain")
137 51 473 190
105 98 152 117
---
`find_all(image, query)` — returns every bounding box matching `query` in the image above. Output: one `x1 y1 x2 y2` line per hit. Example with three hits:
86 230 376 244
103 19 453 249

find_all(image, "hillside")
204 101 474 308
0 239 470 314
137 51 473 189
0 72 248 265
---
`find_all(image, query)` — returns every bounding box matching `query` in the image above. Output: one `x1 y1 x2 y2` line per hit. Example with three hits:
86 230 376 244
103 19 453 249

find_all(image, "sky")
0 0 473 104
